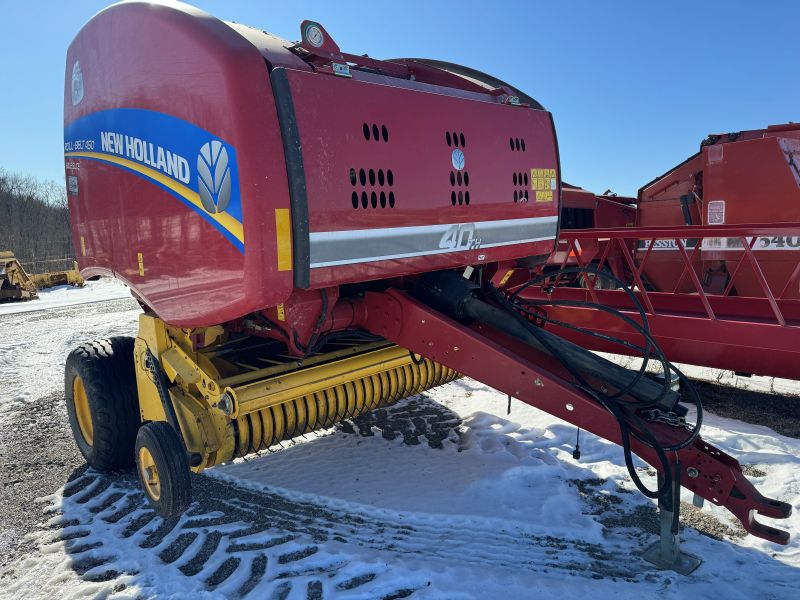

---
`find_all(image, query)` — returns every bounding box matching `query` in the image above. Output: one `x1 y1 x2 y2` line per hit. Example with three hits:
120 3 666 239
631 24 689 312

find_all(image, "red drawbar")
352 289 792 545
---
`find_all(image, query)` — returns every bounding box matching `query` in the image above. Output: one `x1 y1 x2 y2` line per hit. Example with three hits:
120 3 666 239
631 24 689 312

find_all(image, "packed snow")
0 278 139 419
1 281 799 599
0 277 133 316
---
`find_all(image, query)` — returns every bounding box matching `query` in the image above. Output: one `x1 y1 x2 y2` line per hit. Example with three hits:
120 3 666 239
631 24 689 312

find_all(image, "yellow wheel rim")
138 446 161 501
73 376 93 446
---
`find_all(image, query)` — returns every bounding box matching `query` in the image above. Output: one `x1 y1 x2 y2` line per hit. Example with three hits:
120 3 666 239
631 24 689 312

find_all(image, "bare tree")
0 169 74 272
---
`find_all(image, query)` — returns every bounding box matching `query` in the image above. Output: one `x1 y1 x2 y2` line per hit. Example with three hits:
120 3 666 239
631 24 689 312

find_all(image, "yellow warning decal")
276 303 286 321
80 236 86 257
275 208 293 272
531 168 556 202
499 269 515 286
137 252 145 276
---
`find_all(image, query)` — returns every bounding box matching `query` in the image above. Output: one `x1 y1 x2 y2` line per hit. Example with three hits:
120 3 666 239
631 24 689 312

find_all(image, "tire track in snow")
25 401 644 598
38 469 640 598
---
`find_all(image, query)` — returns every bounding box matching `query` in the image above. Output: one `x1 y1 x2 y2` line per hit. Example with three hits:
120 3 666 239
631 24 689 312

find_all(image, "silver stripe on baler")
308 215 558 268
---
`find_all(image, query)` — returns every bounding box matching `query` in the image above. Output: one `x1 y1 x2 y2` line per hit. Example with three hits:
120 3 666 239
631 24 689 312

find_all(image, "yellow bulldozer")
0 250 84 302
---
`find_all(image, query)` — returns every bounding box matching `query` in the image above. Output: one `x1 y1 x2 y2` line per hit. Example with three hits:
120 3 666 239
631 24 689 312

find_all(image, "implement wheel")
135 422 191 517
578 266 616 291
65 337 139 469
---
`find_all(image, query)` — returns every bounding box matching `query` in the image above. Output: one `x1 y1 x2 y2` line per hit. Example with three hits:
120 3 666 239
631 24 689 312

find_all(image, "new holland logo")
451 148 465 171
197 140 232 214
71 61 84 106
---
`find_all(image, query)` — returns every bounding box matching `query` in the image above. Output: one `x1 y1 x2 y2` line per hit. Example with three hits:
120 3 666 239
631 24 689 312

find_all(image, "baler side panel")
703 136 800 225
63 2 294 326
280 69 560 288
701 136 800 298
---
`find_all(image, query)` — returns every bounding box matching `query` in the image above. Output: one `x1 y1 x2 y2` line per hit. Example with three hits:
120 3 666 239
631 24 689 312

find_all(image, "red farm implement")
535 123 800 381
518 224 800 381
61 2 790 575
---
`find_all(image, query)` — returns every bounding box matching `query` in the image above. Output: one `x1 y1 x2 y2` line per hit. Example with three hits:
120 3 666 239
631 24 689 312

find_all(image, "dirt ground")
686 379 800 438
1 375 797 592
0 391 83 568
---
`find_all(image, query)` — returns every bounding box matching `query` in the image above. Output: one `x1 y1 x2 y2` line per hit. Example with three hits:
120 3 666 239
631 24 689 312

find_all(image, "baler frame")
126 281 792 553
349 287 792 547
525 223 800 381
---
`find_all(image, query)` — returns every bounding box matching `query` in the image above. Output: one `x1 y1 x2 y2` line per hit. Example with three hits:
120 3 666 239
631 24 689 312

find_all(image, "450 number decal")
439 223 483 251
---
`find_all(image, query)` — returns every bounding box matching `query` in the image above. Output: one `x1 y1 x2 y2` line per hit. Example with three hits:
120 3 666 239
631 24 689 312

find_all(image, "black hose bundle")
492 266 703 499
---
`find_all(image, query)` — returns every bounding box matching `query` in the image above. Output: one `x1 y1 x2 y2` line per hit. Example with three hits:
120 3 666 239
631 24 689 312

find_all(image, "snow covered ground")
0 278 139 419
1 282 799 599
0 277 134 317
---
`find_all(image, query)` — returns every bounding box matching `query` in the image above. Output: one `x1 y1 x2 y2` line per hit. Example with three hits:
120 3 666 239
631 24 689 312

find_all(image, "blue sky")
1 0 798 196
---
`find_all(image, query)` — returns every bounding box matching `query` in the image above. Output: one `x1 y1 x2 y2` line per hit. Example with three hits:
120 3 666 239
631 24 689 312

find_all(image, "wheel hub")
72 375 93 445
138 446 161 501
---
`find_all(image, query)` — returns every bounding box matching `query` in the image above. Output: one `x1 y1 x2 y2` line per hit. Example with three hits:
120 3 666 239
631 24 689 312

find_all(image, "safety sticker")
707 200 725 224
498 269 515 286
707 144 724 164
531 168 556 202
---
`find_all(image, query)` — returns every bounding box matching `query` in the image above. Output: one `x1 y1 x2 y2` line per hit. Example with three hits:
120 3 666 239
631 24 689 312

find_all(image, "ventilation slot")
446 131 467 148
363 122 390 142
509 137 526 152
513 171 529 204
349 166 395 209
446 130 470 205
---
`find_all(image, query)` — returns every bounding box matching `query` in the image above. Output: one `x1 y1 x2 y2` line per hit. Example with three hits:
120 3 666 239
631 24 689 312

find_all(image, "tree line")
0 170 74 272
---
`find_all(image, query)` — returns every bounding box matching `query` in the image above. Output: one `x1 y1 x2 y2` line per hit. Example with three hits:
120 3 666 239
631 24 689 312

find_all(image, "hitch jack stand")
643 461 702 575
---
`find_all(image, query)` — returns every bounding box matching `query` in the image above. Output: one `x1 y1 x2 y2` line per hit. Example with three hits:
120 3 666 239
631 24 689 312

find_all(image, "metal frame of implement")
523 223 800 381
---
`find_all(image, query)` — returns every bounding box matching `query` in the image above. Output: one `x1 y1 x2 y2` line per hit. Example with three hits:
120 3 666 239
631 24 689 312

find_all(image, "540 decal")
439 223 483 251
703 236 800 250
756 236 800 249
638 236 800 251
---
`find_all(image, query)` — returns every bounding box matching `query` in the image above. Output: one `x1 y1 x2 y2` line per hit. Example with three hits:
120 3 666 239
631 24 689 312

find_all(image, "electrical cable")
488 265 703 499
505 265 703 450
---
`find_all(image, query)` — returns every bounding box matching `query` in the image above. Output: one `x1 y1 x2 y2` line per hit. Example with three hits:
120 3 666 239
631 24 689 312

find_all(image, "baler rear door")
270 67 560 288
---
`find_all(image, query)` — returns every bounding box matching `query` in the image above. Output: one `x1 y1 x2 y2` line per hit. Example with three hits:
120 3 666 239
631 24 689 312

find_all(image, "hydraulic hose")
460 297 679 411
415 270 679 412
414 269 703 499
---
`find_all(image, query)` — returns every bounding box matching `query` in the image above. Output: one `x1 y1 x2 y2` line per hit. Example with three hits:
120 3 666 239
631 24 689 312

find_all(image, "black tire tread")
64 337 139 470
135 421 192 518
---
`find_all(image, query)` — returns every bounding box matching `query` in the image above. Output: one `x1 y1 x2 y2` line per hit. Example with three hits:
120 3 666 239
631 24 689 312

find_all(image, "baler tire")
578 267 615 291
135 422 192 518
64 337 139 470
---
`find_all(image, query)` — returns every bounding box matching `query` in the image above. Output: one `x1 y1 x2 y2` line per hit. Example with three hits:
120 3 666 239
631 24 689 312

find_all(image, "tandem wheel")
64 337 139 469
135 421 192 517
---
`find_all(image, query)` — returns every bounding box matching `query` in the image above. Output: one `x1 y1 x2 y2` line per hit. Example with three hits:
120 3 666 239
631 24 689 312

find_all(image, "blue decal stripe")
66 151 244 253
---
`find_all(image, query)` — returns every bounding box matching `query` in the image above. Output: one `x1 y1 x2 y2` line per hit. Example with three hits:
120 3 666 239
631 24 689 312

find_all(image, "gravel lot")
2 375 796 574
0 391 83 568
1 288 798 597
